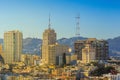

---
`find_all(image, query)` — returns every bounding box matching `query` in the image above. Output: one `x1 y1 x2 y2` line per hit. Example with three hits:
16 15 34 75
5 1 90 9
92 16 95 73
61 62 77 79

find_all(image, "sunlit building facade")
42 27 57 64
4 30 23 64
82 44 96 64
74 38 109 61
42 27 69 65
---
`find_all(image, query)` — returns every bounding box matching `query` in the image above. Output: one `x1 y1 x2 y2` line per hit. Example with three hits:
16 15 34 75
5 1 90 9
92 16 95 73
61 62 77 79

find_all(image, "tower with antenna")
48 14 51 29
75 14 80 38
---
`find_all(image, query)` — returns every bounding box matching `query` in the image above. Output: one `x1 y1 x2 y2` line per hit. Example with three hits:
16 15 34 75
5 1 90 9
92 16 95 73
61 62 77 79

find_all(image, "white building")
82 44 96 64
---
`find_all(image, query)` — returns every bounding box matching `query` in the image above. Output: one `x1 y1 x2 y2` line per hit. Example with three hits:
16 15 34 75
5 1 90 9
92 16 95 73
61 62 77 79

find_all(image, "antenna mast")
48 13 51 29
75 14 80 37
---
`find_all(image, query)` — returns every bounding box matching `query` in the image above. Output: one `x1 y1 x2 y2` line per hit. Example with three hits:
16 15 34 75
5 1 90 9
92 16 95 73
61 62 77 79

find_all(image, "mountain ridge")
0 36 120 56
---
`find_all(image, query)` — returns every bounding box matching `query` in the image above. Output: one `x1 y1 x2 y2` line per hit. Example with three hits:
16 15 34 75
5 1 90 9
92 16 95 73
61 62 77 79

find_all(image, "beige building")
42 28 69 65
42 27 57 64
4 30 23 64
0 44 4 65
21 54 40 65
42 24 69 65
56 43 69 56
42 17 69 65
0 44 2 54
82 44 96 64
0 44 4 58
71 54 77 61
66 55 71 64
56 44 69 65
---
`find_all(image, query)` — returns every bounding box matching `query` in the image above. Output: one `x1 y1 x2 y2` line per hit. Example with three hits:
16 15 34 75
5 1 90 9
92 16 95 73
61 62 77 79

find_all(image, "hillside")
108 36 120 56
0 36 120 56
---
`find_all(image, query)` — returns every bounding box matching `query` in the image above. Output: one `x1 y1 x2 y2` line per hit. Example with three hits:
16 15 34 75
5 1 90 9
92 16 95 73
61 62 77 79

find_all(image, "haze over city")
0 0 120 39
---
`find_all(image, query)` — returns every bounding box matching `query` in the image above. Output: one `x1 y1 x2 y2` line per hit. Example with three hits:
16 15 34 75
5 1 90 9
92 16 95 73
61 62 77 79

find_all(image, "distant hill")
0 38 3 44
0 38 42 55
57 37 87 52
108 36 120 56
23 38 42 55
0 36 120 56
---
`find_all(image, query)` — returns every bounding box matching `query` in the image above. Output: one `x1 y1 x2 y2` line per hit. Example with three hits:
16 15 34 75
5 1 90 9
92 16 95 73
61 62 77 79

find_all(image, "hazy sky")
0 0 120 39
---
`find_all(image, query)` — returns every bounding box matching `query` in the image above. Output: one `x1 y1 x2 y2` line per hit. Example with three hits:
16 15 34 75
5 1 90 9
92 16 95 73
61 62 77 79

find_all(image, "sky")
0 0 120 39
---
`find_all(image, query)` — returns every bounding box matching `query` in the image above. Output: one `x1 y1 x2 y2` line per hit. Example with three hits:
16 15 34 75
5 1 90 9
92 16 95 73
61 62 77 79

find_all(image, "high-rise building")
4 30 23 64
42 27 57 64
42 28 56 45
74 38 109 60
41 16 69 65
42 28 69 65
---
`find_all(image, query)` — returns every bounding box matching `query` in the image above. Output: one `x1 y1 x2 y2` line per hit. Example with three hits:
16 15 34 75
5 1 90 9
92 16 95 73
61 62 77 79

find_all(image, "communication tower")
75 14 80 37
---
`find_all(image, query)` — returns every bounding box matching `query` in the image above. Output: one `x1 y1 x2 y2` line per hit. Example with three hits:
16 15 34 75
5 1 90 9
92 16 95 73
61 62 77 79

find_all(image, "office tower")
42 16 69 65
4 30 23 64
43 28 56 45
42 23 69 65
42 27 57 64
74 38 109 61
42 31 69 65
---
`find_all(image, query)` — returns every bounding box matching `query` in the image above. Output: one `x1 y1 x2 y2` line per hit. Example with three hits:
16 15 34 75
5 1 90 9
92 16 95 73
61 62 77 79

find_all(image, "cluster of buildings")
41 27 69 66
41 27 109 66
0 18 120 80
0 20 109 66
75 38 109 64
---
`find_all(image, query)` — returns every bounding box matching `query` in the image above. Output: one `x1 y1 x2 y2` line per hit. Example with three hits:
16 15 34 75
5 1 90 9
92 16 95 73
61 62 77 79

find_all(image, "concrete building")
82 44 96 64
56 55 63 66
0 44 4 63
42 39 69 65
42 27 57 64
0 44 2 54
41 18 69 65
21 54 40 65
56 43 69 56
71 54 77 61
74 38 109 61
66 54 71 64
4 30 23 64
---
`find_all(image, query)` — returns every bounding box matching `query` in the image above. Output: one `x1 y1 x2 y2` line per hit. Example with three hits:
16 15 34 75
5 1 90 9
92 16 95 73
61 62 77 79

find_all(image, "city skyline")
0 0 120 39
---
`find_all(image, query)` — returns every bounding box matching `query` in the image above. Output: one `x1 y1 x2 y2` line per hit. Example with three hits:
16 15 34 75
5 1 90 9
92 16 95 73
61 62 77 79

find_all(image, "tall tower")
4 30 23 64
42 15 57 64
42 15 56 45
75 14 80 37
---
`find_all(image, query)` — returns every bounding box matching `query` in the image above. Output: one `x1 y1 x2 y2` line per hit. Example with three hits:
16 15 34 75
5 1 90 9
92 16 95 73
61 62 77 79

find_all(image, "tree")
90 66 117 76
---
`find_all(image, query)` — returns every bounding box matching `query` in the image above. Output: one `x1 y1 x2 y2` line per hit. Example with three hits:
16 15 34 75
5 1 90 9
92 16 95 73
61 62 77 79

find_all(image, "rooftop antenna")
48 13 51 29
75 14 80 38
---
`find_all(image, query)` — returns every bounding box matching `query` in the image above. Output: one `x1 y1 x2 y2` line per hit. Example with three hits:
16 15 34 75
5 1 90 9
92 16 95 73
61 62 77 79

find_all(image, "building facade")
82 44 96 64
4 30 23 64
42 28 57 64
42 27 69 65
0 44 2 54
41 16 69 65
74 38 109 61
